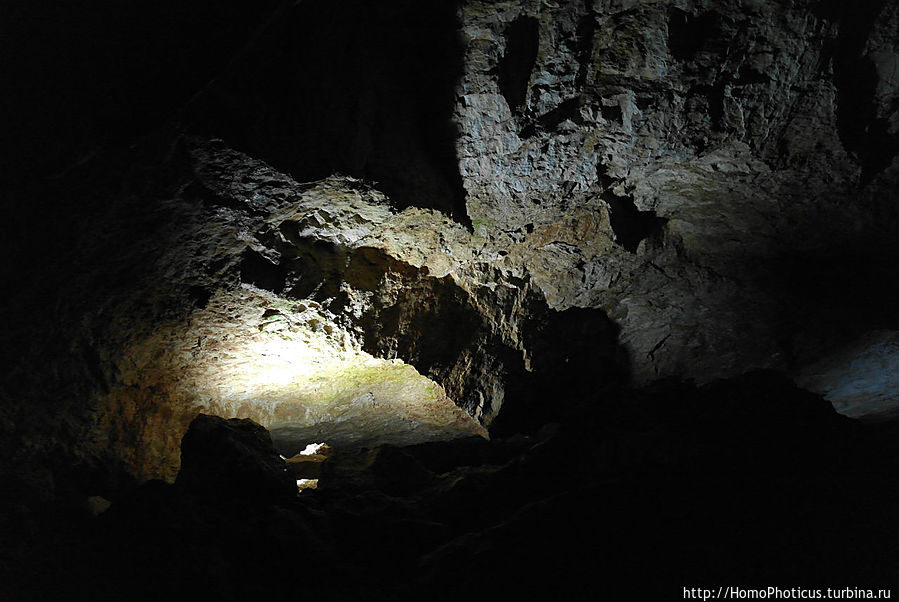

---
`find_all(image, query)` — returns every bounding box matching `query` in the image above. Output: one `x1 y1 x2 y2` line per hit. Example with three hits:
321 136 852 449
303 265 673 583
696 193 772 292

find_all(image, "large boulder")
175 414 296 501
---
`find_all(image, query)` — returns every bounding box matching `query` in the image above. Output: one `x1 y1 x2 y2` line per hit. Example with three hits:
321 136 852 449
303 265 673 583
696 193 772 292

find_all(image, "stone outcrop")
176 414 297 500
452 0 899 386
181 0 899 394
2 0 899 514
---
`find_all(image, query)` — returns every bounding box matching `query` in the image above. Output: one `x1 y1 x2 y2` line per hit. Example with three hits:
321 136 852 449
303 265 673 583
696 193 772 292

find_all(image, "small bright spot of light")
300 442 326 456
296 479 318 491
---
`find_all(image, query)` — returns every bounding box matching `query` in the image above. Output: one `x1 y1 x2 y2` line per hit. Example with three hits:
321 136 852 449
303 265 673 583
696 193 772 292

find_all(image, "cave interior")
2 0 899 599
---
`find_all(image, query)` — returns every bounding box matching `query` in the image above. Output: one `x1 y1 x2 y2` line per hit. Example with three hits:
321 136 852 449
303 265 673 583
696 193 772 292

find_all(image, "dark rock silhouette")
176 414 297 501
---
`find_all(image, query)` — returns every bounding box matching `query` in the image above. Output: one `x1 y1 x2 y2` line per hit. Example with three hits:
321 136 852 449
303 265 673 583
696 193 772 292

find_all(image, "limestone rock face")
180 0 899 392
3 0 899 498
456 0 868 227
4 2 899 597
452 0 899 386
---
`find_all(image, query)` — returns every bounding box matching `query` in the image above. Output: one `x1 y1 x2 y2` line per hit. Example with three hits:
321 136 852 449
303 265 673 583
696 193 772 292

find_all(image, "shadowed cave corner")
183 0 472 228
490 304 633 436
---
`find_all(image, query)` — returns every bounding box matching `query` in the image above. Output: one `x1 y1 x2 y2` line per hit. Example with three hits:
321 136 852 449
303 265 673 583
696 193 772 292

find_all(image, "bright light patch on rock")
110 283 486 480
300 443 326 456
186 288 486 454
296 479 318 491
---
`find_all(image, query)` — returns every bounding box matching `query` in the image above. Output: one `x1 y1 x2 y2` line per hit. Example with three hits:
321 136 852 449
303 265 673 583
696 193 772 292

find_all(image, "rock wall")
453 0 899 385
3 0 899 499
183 0 899 388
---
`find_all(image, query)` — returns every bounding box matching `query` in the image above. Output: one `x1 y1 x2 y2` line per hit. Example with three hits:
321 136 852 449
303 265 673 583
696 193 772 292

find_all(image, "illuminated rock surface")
2 0 899 598
183 0 899 394
4 1 899 488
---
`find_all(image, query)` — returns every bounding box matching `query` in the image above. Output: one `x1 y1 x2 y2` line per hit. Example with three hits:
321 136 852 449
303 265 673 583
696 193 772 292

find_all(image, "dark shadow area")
341 247 485 384
590 163 669 253
604 193 667 253
758 249 899 369
667 8 721 62
5 373 899 600
520 96 586 138
496 16 540 114
574 13 597 88
1 0 279 185
820 0 899 182
185 0 470 224
600 102 624 124
596 163 667 254
186 285 212 309
240 248 284 293
687 82 727 130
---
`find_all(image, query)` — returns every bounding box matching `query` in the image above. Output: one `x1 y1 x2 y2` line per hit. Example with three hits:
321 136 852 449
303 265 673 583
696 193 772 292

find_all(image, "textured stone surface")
452 0 899 388
4 3 899 598
2 0 899 504
172 0 899 402
62 140 492 482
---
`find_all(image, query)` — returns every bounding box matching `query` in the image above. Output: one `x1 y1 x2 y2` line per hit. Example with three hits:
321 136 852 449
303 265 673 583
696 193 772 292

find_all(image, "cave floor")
4 372 899 601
